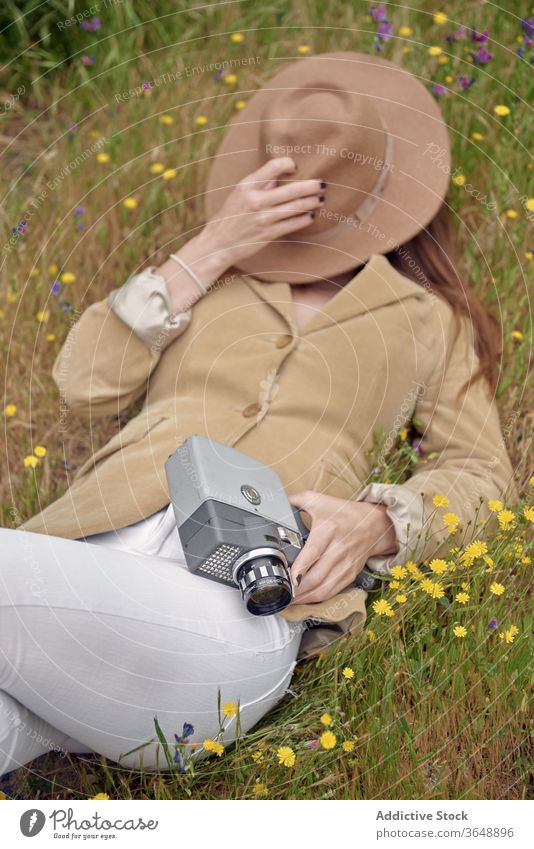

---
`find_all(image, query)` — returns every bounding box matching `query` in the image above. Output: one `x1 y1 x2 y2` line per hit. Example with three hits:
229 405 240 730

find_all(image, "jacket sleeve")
368 305 518 570
52 267 192 417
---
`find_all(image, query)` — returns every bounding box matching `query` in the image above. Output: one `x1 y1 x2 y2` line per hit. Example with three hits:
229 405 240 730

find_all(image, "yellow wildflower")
504 209 518 219
162 169 177 181
230 32 244 42
36 310 49 322
46 333 56 341
253 781 269 797
297 44 311 54
195 115 208 126
493 105 510 117
342 666 354 679
433 493 449 507
395 594 408 604
428 45 442 56
234 99 247 110
366 629 376 641
252 750 264 763
203 738 224 756
497 509 515 530
123 197 137 210
455 592 469 604
149 162 165 174
391 565 408 579
461 539 488 565
389 580 402 590
342 740 356 752
525 198 534 212
523 506 534 523
159 114 174 125
23 455 39 468
471 131 484 141
96 152 110 163
452 173 466 186
453 625 467 638
420 579 444 599
443 512 459 531
224 73 237 85
499 625 519 644
60 272 76 283
490 582 505 596
4 404 17 417
90 793 110 800
320 713 332 726
433 12 448 25
372 598 394 617
222 701 238 717
277 746 295 767
399 26 413 37
429 558 448 575
529 475 534 487
48 263 59 275
34 445 47 457
488 499 503 512
320 731 337 750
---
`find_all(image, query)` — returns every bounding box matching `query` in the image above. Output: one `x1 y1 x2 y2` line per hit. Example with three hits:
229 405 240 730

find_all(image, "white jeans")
0 523 302 777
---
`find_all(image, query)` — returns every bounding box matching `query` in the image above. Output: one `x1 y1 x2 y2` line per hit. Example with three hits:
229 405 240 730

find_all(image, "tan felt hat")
204 51 451 283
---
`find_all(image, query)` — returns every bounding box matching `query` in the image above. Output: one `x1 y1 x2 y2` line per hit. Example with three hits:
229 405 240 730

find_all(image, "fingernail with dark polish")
319 194 325 203
320 180 327 189
296 574 302 585
309 212 315 219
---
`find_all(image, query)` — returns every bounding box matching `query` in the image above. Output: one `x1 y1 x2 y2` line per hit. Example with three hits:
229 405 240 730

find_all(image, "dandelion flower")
366 629 376 641
443 512 459 531
5 404 17 417
453 625 467 638
36 310 49 322
505 209 518 219
395 594 408 604
525 198 534 212
429 558 448 574
420 579 444 599
428 45 442 56
34 445 47 457
452 173 466 186
277 746 295 767
46 333 56 341
320 712 332 726
342 740 356 752
195 115 208 126
320 731 337 750
472 131 484 141
230 32 244 42
149 163 165 174
253 781 269 797
252 750 264 763
222 701 238 717
23 455 39 468
6 292 17 303
162 169 177 181
494 104 510 116
372 598 394 617
389 580 402 590
60 272 76 284
399 26 413 37
529 475 534 487
433 493 449 507
499 625 519 644
497 509 515 530
90 793 109 800
123 197 138 210
390 565 408 579
488 499 503 512
159 114 174 125
234 99 247 110
224 73 238 85
342 667 354 679
455 592 469 604
203 738 224 756
433 12 448 25
523 506 534 523
96 153 110 163
490 582 505 596
297 44 311 54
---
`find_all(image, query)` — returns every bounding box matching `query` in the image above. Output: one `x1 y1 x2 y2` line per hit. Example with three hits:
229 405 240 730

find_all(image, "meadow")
0 0 532 800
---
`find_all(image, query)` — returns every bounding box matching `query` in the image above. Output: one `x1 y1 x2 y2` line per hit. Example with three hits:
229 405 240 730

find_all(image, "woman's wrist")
156 231 233 314
365 503 399 559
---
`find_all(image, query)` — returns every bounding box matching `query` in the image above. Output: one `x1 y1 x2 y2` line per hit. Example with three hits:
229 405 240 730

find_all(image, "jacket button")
275 334 293 349
242 402 261 417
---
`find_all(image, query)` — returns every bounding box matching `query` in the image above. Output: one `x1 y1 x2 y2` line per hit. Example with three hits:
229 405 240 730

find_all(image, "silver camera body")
165 435 377 616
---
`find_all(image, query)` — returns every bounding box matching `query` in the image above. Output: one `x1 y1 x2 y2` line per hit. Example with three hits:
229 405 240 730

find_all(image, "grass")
0 0 533 800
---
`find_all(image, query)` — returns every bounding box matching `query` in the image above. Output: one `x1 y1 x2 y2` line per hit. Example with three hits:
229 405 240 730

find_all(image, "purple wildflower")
472 47 493 64
470 28 489 44
458 75 476 90
306 739 320 749
488 617 498 630
173 748 186 773
517 46 526 59
81 54 95 67
174 721 195 744
50 281 62 295
432 83 447 97
521 17 534 39
61 301 73 313
74 206 85 216
142 81 152 91
80 17 101 32
69 122 77 133
377 20 393 42
212 68 226 81
445 25 467 43
412 438 425 457
369 3 388 22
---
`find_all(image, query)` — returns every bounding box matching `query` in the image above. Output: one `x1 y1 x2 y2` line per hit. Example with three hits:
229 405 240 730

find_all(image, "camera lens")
234 552 293 616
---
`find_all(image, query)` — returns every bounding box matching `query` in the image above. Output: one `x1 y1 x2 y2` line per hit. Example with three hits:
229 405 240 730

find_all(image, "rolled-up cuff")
354 482 425 576
107 266 192 350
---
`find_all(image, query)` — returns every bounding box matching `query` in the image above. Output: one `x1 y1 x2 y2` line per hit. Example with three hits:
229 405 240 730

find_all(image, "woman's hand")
287 491 399 605
200 156 325 266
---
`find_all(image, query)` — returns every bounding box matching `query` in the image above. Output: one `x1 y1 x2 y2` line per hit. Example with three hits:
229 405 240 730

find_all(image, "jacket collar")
241 253 427 335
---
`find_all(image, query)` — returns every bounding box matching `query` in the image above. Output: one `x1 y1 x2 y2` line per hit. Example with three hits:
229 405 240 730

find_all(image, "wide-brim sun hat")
204 51 451 284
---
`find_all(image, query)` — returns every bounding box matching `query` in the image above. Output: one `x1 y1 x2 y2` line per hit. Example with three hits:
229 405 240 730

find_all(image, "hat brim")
204 51 451 283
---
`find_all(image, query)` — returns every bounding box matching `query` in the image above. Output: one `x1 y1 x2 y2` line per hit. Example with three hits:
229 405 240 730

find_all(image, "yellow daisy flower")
36 310 49 322
90 793 110 800
195 115 208 126
372 598 394 617
46 333 56 341
390 565 408 580
471 131 484 141
488 499 503 512
34 445 47 458
433 12 448 25
224 73 237 85
252 750 263 763
235 99 247 110
159 114 174 125
342 740 355 752
494 105 510 117
203 738 224 756
525 198 534 212
297 44 311 55
48 263 59 275
399 26 413 37
320 731 337 750
4 404 17 417
222 701 238 717
428 45 442 56
96 152 110 163
230 32 244 42
453 625 467 638
366 629 376 641
429 559 448 575
342 666 354 679
433 493 449 507
395 594 408 604
499 625 519 644
320 713 332 726
162 168 177 181
523 506 534 523
149 162 165 174
490 582 505 596
23 455 39 468
497 509 515 530
455 592 469 604
452 173 466 186
60 272 76 283
123 197 137 209
277 745 295 767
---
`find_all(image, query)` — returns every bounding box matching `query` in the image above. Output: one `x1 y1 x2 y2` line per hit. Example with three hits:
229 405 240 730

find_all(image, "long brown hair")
384 201 502 399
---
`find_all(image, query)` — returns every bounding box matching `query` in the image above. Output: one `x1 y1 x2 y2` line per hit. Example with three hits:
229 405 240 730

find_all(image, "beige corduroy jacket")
19 253 517 661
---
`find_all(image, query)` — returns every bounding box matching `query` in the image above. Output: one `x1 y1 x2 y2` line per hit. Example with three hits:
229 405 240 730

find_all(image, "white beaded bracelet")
169 253 208 295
